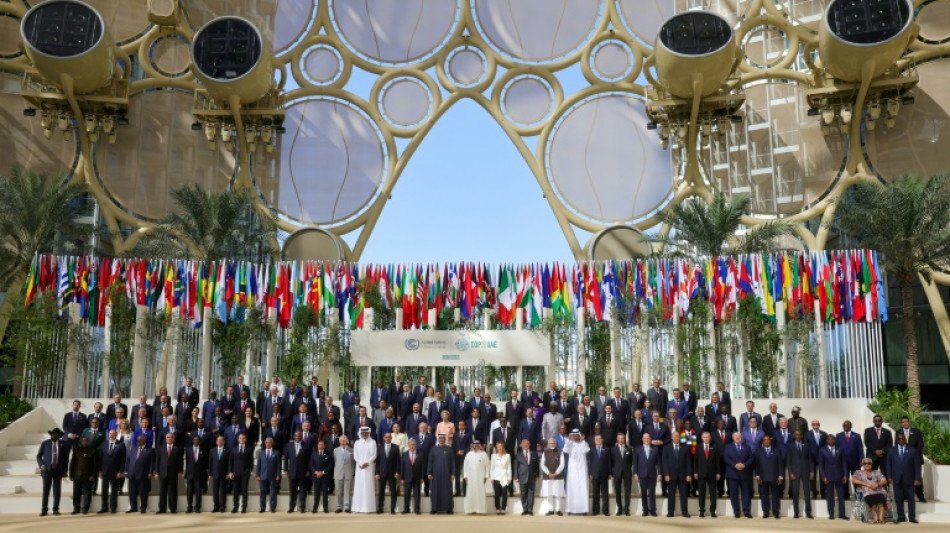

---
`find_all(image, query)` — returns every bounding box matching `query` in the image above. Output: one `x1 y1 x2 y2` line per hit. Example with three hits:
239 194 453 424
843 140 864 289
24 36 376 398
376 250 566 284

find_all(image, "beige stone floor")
0 513 941 533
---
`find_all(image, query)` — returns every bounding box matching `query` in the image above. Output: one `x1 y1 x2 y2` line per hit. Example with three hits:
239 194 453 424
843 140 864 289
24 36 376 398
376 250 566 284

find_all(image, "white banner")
350 329 552 366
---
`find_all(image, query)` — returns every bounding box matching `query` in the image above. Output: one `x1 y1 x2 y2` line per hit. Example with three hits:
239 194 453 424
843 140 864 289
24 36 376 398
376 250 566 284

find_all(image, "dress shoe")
546 511 554 516
170 510 177 514
774 514 780 519
344 509 350 513
910 518 919 523
271 509 276 513
186 508 193 514
391 510 396 515
259 509 265 514
195 509 201 514
650 512 658 517
794 513 799 518
666 513 674 518
126 509 137 514
624 511 630 516
556 511 563 516
643 512 650 517
683 513 691 518
763 513 770 518
52 511 60 515
699 512 705 518
376 509 383 514
840 516 849 520
97 509 109 514
828 516 835 520
231 509 238 514
603 512 609 516
71 510 80 515
734 514 741 518
155 510 165 514
744 513 752 518
335 509 342 513
241 509 247 513
40 512 47 517
140 510 147 514
806 514 814 519
710 511 717 518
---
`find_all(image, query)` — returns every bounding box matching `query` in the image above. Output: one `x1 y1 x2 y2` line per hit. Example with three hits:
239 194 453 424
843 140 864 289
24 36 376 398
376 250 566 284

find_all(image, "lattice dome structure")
1 0 949 269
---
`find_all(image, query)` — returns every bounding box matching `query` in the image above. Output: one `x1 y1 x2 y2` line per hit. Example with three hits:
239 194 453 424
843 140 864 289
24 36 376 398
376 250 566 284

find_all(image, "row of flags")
23 250 888 330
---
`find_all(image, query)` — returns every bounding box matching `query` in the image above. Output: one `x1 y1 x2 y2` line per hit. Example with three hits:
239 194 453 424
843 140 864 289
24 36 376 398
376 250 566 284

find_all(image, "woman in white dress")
462 441 490 514
562 429 590 515
490 442 511 514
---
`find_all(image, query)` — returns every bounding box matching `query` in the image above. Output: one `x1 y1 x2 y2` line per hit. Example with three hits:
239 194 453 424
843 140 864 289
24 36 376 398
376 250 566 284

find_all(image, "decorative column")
542 308 555 386
609 318 621 388
815 305 828 398
265 314 277 382
101 304 112 397
671 303 680 387
131 304 148 397
631 321 643 388
360 310 372 403
327 313 340 400
63 303 81 398
775 300 789 396
706 316 717 396
200 307 213 403
575 307 586 390
163 310 180 395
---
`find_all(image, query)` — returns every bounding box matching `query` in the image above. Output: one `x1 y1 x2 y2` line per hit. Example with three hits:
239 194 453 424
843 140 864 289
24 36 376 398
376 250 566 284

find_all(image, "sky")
357 97 577 265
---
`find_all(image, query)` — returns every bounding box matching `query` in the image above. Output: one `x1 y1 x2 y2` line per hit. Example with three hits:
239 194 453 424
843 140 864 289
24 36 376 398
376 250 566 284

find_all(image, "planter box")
933 463 950 503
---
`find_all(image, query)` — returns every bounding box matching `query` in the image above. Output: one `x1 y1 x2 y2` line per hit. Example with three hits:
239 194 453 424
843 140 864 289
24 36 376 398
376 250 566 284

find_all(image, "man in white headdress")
351 427 377 513
462 440 489 514
562 429 590 515
540 437 566 515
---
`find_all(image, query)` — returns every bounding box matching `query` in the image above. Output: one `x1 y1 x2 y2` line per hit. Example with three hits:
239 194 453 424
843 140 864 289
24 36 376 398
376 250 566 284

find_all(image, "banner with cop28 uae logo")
349 330 552 366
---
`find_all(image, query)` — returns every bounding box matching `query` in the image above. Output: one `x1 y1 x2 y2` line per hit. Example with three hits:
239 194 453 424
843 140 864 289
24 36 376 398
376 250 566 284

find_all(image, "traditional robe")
427 444 455 513
463 450 489 514
563 438 590 514
351 436 377 513
540 448 565 497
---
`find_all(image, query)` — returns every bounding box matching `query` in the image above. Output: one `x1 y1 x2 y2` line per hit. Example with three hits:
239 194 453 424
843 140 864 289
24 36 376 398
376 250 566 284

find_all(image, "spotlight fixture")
839 104 852 125
191 122 202 131
23 108 37 117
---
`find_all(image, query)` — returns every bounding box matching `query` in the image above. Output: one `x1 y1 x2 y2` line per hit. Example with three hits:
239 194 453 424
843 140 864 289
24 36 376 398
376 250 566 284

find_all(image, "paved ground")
0 512 940 533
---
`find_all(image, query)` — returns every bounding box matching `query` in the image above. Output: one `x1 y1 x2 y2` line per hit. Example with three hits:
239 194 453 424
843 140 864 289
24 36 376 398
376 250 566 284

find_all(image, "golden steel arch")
0 0 948 267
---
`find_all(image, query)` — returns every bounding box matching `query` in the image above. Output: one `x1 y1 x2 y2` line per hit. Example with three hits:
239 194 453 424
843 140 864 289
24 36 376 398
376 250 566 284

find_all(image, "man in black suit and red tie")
154 433 184 514
228 433 254 513
693 431 720 518
662 431 693 518
184 435 207 513
400 438 424 514
628 382 645 411
125 434 154 513
97 430 126 514
588 434 611 516
376 432 401 514
284 431 312 513
864 414 893 473
610 433 634 516
754 434 784 519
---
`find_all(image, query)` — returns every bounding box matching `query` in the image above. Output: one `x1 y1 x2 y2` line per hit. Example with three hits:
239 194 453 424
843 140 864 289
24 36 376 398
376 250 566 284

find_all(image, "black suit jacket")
155 444 184 478
309 448 333 480
599 414 621 447
105 403 128 422
400 450 425 483
492 426 517 454
610 444 634 478
571 413 594 437
662 444 694 481
98 440 126 479
646 387 669 417
208 447 230 478
228 445 254 476
761 412 785 435
864 426 893 461
785 440 813 477
376 443 401 479
693 443 720 479
754 447 784 482
587 446 611 479
177 387 200 408
184 444 207 479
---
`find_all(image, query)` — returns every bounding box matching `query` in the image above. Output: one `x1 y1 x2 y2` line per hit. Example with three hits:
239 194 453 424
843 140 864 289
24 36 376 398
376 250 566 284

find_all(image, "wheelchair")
851 481 895 523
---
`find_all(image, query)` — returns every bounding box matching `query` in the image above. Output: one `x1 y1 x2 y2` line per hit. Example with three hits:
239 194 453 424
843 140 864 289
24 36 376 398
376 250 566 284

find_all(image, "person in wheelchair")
852 458 888 524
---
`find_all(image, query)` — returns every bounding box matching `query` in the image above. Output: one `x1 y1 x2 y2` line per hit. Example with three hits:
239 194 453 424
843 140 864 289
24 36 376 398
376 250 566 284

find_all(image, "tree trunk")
0 273 27 396
901 278 921 409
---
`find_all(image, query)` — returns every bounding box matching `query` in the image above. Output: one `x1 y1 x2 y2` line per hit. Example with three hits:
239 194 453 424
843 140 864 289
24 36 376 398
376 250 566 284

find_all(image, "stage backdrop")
350 329 551 367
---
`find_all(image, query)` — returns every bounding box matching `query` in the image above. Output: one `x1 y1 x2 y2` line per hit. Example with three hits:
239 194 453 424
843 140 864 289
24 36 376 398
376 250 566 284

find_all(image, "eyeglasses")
862 462 872 466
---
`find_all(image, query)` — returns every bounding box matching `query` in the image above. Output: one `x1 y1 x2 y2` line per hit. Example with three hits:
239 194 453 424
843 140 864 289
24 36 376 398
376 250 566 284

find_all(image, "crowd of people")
35 375 926 524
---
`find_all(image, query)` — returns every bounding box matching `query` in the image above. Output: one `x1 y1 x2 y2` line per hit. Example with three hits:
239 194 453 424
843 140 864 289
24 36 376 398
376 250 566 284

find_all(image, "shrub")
868 387 950 465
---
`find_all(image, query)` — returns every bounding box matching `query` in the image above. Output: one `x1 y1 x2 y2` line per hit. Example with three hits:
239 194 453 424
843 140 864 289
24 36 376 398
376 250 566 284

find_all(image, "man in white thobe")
562 429 590 515
351 427 377 513
540 438 566 515
462 441 489 514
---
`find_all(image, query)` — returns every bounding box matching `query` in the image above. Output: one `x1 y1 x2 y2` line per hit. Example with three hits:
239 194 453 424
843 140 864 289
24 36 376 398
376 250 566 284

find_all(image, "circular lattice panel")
330 0 459 64
255 98 386 225
473 0 601 62
547 93 673 222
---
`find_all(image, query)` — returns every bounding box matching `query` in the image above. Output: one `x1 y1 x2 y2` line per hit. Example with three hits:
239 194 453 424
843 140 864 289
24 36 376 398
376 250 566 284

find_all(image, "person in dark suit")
369 380 390 410
714 382 732 411
504 391 524 437
572 405 594 437
662 431 693 518
633 433 660 516
807 419 828 499
587 435 611 516
125 435 154 513
647 411 671 496
818 434 848 520
208 435 230 513
482 395 498 424
228 433 254 513
627 383 645 411
754 434 784 518
233 375 251 398
236 390 255 420
62 400 88 449
105 395 128 424
220 387 237 419
468 409 489 446
177 377 200 409
897 416 926 502
519 408 541 449
514 439 538 515
646 379 669 420
452 420 472 496
786 429 813 518
599 404 621 447
154 433 183 513
626 409 647 445
284 431 311 513
761 403 785 435
691 407 712 436
694 431 720 517
97 430 126 514
739 401 762 433
257 437 282 513
411 377 428 408
610 433 634 516
836 420 864 499
864 414 893 474
37 428 69 516
492 416 518 497
887 432 922 523
712 417 731 497
400 438 424 514
184 435 207 513
310 439 333 513
680 382 698 417
376 432 401 514
705 393 724 419
724 432 755 518
129 395 153 429
413 424 434 496
395 384 414 422
262 416 287 454
520 381 539 409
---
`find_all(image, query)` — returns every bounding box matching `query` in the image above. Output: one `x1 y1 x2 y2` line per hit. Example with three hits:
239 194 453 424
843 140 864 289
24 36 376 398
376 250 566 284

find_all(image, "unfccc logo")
404 338 420 350
455 337 469 352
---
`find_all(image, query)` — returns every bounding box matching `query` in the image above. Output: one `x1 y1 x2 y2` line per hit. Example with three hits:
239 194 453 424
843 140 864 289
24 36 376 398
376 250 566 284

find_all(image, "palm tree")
0 166 88 340
834 174 950 409
130 184 279 263
657 190 795 256
655 190 796 394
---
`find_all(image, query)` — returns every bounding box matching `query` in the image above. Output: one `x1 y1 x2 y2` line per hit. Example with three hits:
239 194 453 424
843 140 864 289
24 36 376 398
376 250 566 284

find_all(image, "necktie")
52 444 58 466
386 444 390 455
674 445 679 454
268 450 271 460
240 445 244 453
524 451 529 464
137 448 141 460
876 428 881 438
645 447 650 459
167 445 172 456
900 446 905 457
411 452 415 464
704 445 709 459
597 447 602 458
110 443 114 453
194 446 199 459
218 448 222 459
766 448 770 456
737 445 741 453
607 415 611 425
797 442 802 452
296 444 300 456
